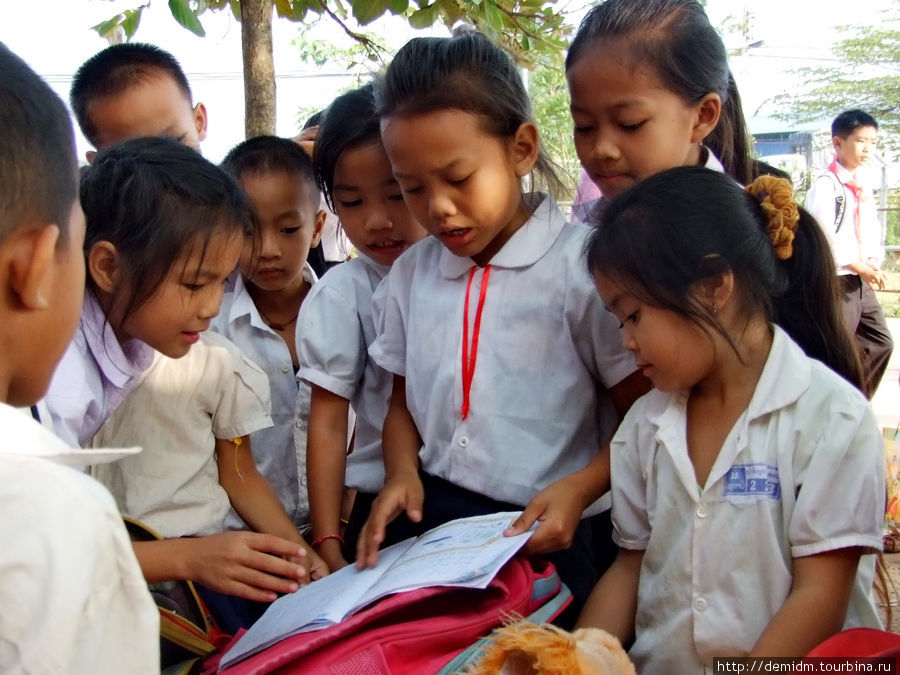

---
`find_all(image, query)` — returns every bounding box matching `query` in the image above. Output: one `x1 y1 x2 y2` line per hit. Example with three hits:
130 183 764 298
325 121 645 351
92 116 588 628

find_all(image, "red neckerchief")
829 159 864 257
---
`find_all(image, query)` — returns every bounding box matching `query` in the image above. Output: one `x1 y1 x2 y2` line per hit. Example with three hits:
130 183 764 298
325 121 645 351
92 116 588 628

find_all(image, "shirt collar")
438 193 565 279
356 253 391 281
81 292 155 389
228 264 319 329
832 160 856 183
0 404 141 469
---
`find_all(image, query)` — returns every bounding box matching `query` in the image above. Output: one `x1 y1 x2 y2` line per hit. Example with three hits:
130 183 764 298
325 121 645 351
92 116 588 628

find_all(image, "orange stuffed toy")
464 621 636 675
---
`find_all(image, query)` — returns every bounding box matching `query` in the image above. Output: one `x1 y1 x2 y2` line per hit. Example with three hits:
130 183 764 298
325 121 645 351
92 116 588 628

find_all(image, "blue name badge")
723 463 781 502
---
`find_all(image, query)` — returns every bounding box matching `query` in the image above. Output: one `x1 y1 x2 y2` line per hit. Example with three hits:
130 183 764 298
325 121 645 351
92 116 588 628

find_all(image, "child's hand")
356 471 424 569
184 531 309 602
300 545 330 582
504 477 587 554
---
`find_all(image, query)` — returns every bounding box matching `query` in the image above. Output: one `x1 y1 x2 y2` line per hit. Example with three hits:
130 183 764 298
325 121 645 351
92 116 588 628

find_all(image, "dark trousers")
371 471 616 627
840 274 893 397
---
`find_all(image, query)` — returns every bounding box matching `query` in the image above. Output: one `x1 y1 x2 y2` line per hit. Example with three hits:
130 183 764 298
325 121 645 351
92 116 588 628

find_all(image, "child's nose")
365 208 392 232
427 192 456 222
200 284 225 320
259 231 279 258
591 130 621 162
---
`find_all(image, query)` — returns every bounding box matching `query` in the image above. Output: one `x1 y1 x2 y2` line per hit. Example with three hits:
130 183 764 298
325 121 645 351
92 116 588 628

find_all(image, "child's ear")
7 224 60 311
193 102 208 142
85 149 97 165
87 241 120 294
696 268 734 315
311 209 326 248
510 122 540 178
691 93 722 144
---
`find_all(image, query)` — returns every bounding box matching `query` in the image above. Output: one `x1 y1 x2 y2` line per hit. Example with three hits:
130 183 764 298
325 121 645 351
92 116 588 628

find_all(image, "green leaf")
352 0 391 25
274 0 294 17
91 14 124 38
408 3 439 28
483 0 503 32
121 8 143 39
168 0 206 37
388 0 409 15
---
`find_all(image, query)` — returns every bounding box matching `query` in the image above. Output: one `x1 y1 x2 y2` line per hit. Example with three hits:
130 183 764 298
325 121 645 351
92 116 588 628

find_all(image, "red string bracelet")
311 534 344 548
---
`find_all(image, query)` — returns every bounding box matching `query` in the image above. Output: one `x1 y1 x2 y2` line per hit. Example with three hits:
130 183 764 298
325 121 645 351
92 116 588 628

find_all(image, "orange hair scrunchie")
745 175 800 260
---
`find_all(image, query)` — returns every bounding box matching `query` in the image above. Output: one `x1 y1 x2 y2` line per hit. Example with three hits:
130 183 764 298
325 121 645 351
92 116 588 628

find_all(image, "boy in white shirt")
0 42 158 672
805 109 893 397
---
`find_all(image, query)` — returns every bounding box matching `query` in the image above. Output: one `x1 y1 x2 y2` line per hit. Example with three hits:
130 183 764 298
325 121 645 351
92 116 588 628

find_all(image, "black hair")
221 135 320 206
80 136 251 326
70 43 193 147
566 0 756 186
375 31 564 198
0 42 78 245
584 166 864 391
313 83 381 212
303 111 323 130
832 109 878 139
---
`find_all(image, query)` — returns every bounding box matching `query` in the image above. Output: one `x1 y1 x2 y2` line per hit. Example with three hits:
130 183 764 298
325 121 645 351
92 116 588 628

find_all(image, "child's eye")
573 124 593 135
620 121 645 132
339 199 362 208
281 226 300 235
402 185 423 195
388 193 405 201
617 311 639 329
182 283 204 292
448 175 471 186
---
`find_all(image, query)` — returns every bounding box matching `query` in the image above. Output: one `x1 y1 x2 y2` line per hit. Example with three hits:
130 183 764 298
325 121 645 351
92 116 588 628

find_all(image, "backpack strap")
819 171 846 233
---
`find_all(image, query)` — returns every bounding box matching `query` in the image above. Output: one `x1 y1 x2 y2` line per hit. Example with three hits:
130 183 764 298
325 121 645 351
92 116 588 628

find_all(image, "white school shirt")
297 254 391 493
0 404 159 674
369 194 637 510
210 266 317 530
805 160 883 272
611 326 884 675
44 292 156 448
90 331 273 538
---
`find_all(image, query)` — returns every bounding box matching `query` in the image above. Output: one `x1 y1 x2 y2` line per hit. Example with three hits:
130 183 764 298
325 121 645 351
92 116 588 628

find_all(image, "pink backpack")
210 556 570 674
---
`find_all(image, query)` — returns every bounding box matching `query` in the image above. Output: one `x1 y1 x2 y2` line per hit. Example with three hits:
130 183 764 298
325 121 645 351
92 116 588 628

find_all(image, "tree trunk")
241 0 276 138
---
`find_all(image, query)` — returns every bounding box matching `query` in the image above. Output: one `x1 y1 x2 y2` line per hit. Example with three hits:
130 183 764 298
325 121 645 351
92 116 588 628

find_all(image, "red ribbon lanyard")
461 265 491 420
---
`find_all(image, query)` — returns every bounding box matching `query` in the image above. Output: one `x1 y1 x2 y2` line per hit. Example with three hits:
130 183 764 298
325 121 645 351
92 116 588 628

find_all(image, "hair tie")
745 175 800 260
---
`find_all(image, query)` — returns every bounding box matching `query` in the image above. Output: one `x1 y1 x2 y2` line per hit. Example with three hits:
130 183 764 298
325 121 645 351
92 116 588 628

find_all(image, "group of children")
0 0 888 671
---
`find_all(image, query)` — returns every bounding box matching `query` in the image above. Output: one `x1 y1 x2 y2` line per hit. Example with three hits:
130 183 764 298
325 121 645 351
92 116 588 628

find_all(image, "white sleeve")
790 399 885 558
296 281 366 400
368 260 411 377
609 404 652 550
205 337 274 440
43 338 99 448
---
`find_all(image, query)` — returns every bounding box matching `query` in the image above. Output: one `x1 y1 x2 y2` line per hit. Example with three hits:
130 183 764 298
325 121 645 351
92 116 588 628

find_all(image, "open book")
219 511 532 669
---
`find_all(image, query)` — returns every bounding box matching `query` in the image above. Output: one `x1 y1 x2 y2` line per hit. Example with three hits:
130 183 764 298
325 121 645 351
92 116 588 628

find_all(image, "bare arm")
356 374 424 568
132 533 307 602
307 384 352 571
750 549 862 657
217 436 328 580
576 547 644 644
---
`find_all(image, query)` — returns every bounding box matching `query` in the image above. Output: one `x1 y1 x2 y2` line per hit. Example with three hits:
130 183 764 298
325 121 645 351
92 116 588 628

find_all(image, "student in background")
218 136 326 538
300 83 427 571
805 109 892 398
44 137 314 606
0 42 158 672
577 167 881 671
356 32 647 617
70 42 207 163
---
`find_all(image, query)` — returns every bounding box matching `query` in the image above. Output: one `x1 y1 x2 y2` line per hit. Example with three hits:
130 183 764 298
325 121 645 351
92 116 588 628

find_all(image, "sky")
0 0 896 163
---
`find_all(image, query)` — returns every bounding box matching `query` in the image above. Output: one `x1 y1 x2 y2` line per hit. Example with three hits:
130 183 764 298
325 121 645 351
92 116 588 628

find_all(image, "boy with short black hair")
218 135 327 534
70 42 207 161
0 41 158 671
805 109 892 397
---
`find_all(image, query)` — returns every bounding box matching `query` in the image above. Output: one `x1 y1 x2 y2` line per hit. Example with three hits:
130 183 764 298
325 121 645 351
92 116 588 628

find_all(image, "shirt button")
694 598 707 612
280 363 292 373
458 436 470 447
300 476 307 486
696 503 707 519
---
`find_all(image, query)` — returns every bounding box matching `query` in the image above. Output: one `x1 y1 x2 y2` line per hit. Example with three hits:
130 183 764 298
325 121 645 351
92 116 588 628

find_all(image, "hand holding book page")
219 511 534 669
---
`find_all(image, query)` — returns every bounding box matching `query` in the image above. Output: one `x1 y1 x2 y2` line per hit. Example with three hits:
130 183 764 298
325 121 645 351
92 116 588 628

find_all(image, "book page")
363 512 530 601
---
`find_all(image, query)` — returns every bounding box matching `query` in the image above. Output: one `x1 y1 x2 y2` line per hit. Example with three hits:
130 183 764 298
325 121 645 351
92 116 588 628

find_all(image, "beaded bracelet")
311 534 344 548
